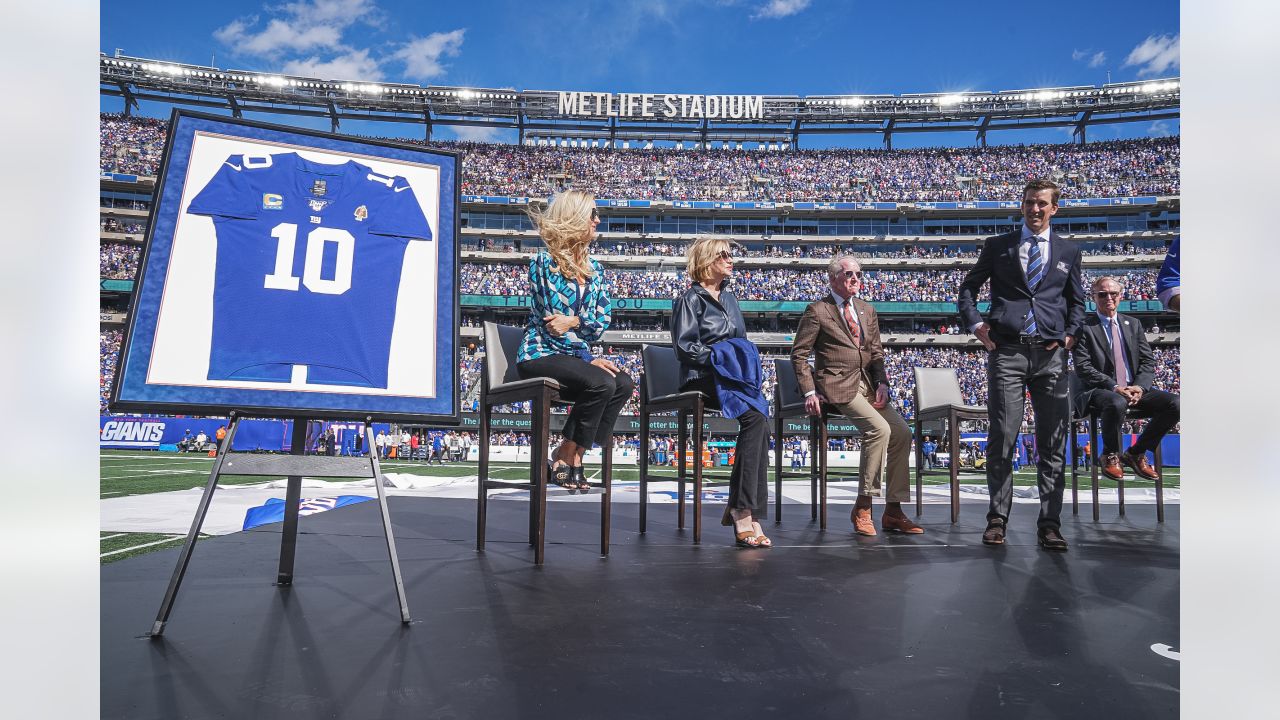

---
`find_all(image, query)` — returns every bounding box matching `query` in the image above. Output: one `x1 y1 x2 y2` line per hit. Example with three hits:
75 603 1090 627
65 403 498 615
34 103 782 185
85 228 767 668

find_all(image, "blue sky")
101 0 1180 147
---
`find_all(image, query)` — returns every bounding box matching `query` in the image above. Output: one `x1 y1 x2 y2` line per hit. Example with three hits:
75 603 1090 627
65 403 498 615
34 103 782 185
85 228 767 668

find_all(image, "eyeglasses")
1094 291 1121 298
716 250 734 262
839 269 864 280
590 209 600 221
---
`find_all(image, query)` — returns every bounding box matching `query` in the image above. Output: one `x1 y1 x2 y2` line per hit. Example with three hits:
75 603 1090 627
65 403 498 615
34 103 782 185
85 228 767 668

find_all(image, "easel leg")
367 423 410 623
276 420 307 585
149 415 242 638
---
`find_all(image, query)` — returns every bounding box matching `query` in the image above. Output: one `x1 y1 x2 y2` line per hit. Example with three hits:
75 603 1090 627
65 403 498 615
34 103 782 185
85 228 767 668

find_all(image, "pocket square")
1056 260 1069 273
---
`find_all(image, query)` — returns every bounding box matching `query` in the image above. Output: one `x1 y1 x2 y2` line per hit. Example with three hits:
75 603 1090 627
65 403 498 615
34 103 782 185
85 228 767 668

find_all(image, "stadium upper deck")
101 114 1179 203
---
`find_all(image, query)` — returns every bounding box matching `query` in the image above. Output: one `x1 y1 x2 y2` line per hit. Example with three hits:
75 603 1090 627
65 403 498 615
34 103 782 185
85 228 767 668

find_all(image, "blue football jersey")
187 152 433 388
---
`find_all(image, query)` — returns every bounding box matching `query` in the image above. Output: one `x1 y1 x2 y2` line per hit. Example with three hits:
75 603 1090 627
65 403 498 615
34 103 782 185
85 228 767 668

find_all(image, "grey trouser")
985 343 1069 529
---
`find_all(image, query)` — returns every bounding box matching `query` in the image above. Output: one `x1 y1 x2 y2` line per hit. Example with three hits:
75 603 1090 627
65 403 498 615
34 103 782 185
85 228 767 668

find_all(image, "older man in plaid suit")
789 254 923 536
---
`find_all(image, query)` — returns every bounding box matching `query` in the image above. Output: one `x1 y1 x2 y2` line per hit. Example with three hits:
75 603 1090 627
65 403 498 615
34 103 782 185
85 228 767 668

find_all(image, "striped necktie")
1023 235 1045 336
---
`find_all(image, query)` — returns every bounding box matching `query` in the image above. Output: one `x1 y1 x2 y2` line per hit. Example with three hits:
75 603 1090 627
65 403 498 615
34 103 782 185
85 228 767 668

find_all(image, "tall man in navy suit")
1071 276 1180 481
958 179 1087 551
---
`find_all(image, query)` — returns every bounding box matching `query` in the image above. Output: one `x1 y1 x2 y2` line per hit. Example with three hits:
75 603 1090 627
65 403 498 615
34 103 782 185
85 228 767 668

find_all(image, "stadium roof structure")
101 53 1179 149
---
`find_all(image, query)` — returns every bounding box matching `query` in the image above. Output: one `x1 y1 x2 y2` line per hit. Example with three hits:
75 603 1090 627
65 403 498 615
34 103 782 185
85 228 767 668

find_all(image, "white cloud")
212 1 466 85
214 0 380 59
281 49 382 81
391 29 466 81
1123 33 1180 77
1072 48 1107 68
1148 120 1175 137
239 19 346 57
752 0 811 20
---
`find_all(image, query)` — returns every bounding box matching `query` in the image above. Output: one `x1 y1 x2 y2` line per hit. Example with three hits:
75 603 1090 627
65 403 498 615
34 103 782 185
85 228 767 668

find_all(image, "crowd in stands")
100 330 122 411
101 218 146 235
100 114 1179 202
481 239 1170 259
101 243 141 280
457 264 1159 303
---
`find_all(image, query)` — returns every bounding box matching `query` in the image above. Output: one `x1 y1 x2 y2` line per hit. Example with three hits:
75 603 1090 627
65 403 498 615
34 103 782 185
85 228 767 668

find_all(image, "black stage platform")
102 497 1179 719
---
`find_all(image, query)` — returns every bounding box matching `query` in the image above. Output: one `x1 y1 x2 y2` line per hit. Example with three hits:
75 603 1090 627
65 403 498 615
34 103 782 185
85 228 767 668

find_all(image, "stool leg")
532 392 550 565
1154 444 1165 523
677 411 687 531
639 406 649 534
774 410 783 525
601 437 612 557
477 399 490 552
1090 420 1100 522
914 418 923 518
949 413 960 524
693 405 703 545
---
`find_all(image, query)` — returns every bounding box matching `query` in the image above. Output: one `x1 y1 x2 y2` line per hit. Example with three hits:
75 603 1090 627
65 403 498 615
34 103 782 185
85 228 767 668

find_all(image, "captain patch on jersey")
187 152 433 389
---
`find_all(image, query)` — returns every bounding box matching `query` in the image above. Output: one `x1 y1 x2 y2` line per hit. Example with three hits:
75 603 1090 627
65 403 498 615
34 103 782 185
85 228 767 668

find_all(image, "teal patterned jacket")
517 251 612 363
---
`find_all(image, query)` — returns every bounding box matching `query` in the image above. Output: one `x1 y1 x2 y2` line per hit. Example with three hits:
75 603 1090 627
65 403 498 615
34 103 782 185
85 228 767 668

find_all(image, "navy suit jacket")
957 228 1086 343
1071 313 1156 393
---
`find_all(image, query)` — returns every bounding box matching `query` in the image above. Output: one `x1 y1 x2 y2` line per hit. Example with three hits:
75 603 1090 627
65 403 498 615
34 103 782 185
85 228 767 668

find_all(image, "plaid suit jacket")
789 295 888 405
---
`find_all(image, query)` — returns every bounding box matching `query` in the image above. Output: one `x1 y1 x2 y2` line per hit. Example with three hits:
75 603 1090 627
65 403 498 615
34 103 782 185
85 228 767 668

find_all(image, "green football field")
99 449 1179 564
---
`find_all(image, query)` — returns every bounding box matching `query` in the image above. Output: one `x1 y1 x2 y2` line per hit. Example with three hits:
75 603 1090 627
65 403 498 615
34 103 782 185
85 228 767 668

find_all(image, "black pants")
683 377 770 519
1084 388 1180 456
517 354 635 449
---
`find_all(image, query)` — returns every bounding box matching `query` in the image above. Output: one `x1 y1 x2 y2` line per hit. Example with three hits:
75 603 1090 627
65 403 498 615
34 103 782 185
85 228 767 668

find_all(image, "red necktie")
843 302 862 347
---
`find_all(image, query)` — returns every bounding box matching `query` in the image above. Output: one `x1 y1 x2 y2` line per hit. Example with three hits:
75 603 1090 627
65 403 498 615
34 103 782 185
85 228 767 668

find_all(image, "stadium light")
459 89 476 100
938 94 965 106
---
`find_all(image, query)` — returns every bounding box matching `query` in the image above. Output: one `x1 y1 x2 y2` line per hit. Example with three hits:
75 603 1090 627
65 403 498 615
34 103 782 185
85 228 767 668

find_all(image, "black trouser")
683 377 770 520
986 342 1069 530
1085 388 1180 456
517 354 635 449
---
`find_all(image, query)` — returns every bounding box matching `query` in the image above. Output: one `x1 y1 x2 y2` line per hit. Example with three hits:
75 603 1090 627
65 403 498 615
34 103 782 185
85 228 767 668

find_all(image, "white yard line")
100 535 185 557
99 533 130 540
102 470 210 480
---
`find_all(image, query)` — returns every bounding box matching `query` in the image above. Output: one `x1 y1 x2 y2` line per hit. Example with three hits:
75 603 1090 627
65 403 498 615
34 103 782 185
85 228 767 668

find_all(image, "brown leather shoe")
982 519 1006 545
1100 452 1125 480
881 513 925 534
1037 527 1069 552
1120 450 1159 480
852 506 877 536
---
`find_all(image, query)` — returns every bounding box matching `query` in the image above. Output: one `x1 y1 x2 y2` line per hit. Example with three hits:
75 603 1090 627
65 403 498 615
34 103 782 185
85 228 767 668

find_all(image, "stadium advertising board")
111 110 461 423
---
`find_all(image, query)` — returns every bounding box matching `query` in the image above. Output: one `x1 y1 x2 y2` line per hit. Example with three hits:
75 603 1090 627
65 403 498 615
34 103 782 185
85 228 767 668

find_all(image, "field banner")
242 496 374 531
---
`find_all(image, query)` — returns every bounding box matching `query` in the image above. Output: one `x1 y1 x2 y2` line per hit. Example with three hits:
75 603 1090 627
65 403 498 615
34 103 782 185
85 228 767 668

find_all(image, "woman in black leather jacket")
670 238 772 548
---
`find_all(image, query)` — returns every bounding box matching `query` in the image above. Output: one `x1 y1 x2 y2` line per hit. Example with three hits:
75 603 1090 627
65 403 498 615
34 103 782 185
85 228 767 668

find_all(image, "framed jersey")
111 110 461 423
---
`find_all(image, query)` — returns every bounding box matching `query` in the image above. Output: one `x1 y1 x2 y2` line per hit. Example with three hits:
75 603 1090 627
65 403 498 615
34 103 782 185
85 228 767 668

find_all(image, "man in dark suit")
958 179 1086 551
1072 276 1180 480
790 254 922 536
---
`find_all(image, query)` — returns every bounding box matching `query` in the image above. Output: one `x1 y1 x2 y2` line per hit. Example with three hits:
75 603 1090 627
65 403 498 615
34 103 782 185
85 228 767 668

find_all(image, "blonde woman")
517 190 633 493
670 238 772 547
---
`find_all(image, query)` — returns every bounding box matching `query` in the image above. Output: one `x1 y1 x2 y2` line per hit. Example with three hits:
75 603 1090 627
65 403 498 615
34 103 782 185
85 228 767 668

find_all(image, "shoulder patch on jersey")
354 205 368 222
262 193 283 210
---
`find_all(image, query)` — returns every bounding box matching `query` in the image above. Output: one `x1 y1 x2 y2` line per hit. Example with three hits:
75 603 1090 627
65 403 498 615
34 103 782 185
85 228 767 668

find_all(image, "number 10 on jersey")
264 222 354 295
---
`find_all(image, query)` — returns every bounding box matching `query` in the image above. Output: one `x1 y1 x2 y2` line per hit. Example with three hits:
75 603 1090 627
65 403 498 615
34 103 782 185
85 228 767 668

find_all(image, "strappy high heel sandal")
547 459 574 493
751 521 773 548
570 465 590 494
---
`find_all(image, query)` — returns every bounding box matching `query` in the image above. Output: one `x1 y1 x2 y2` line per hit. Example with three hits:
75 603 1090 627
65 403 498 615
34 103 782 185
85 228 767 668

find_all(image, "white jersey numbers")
264 222 355 296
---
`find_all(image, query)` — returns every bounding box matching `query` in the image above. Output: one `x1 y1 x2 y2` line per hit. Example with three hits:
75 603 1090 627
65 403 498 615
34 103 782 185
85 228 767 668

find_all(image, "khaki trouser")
829 392 912 503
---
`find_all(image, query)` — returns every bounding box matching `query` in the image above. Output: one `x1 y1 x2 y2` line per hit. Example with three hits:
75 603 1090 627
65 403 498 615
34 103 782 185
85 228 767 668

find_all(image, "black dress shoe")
1037 527 1069 552
982 520 1006 545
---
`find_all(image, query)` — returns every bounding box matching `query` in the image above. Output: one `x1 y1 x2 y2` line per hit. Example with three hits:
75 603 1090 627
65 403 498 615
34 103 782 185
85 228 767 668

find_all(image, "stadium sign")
558 92 765 120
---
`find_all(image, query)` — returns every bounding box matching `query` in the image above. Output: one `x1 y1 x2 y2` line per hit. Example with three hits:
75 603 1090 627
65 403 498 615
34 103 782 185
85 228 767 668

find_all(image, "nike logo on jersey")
225 162 242 171
395 185 411 192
